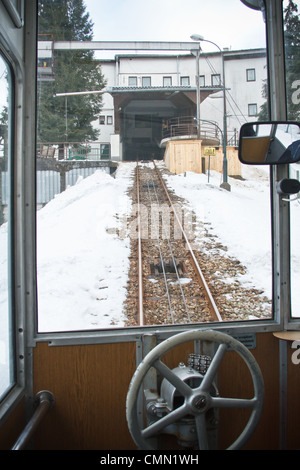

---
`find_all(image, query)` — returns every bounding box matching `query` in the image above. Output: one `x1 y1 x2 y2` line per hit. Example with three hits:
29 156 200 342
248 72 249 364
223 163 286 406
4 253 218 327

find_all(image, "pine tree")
258 0 300 121
284 0 300 120
37 0 106 144
257 79 269 120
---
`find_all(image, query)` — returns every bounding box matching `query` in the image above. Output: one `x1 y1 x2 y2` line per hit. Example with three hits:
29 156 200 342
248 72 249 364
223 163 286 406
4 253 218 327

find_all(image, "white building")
95 48 267 161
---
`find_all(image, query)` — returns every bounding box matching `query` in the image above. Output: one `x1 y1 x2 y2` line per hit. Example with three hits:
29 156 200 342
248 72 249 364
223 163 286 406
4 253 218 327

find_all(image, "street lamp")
190 34 230 190
191 46 201 139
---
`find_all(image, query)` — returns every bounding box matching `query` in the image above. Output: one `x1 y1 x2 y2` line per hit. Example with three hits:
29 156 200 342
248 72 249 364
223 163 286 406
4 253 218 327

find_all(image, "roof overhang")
108 85 222 110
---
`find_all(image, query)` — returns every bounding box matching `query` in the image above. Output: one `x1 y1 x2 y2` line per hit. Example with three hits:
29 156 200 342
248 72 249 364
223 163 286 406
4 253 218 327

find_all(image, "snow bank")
163 163 300 314
37 163 135 331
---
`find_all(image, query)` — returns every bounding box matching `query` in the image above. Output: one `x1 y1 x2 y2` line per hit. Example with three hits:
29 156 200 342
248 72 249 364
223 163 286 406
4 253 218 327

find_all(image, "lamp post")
190 34 230 190
190 44 202 139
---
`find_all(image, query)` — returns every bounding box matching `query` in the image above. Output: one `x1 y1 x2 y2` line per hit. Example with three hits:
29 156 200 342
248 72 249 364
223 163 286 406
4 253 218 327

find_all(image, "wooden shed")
163 139 241 177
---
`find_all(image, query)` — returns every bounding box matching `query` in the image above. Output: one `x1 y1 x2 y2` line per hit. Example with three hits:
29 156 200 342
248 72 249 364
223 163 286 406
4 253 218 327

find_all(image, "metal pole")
279 339 287 449
11 391 55 450
264 0 289 451
65 96 68 142
191 47 201 139
196 48 201 139
220 49 229 188
191 35 229 190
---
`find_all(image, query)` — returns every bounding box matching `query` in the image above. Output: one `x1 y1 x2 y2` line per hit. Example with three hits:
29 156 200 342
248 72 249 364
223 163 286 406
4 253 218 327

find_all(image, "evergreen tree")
37 0 106 143
257 0 300 121
257 79 269 120
284 0 300 120
0 106 8 158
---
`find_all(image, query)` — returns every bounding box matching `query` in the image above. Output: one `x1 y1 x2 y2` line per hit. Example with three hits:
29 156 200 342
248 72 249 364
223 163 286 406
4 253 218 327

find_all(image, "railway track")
124 161 223 327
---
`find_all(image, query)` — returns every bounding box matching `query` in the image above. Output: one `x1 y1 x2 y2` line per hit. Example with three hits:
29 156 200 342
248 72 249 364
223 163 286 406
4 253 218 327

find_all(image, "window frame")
247 68 256 82
0 50 16 405
128 76 137 87
0 0 36 425
30 0 296 348
211 74 221 86
163 76 172 87
180 76 190 86
248 103 258 116
142 76 151 87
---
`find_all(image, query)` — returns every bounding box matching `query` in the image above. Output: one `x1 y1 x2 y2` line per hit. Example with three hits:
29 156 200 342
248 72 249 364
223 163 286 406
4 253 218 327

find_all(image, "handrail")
11 391 55 450
162 116 221 144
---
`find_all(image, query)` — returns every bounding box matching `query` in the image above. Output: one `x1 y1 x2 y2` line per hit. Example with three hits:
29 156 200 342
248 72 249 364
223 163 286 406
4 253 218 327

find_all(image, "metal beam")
53 40 200 51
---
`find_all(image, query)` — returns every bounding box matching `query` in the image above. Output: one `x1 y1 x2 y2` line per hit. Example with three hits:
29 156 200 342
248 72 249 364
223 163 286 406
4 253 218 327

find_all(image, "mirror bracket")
277 178 300 204
276 178 300 197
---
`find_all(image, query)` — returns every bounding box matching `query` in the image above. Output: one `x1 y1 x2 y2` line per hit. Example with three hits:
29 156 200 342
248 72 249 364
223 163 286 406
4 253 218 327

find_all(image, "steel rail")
136 164 144 326
152 161 223 323
148 171 192 323
145 177 175 324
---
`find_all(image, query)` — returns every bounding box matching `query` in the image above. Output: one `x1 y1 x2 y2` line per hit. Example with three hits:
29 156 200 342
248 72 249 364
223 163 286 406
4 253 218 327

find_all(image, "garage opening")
111 89 198 161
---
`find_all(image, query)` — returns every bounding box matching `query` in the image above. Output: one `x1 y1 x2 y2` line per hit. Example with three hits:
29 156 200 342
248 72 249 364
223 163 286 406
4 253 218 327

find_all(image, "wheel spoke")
154 359 193 398
195 414 209 450
142 404 188 439
127 330 264 450
211 396 258 409
200 343 228 392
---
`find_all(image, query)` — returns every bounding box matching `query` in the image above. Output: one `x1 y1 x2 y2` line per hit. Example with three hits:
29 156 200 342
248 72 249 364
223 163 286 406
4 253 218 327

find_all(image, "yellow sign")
204 147 216 156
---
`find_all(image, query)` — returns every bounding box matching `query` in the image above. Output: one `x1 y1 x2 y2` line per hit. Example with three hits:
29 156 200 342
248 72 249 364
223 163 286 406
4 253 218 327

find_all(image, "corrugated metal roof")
109 85 222 93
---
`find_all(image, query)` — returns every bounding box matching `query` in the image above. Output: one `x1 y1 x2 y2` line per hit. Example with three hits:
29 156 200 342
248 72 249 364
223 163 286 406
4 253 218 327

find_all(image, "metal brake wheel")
126 329 264 450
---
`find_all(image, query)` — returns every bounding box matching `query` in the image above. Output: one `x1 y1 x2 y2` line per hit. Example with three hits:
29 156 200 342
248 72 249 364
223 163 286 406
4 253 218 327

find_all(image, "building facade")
95 48 267 161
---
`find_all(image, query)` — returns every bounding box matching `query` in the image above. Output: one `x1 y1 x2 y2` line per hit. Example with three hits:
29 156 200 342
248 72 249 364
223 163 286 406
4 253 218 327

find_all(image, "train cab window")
35 0 274 336
283 0 300 319
0 54 14 399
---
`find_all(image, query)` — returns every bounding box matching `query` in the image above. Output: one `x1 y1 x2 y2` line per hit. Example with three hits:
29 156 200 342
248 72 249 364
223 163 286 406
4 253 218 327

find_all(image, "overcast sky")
84 0 267 53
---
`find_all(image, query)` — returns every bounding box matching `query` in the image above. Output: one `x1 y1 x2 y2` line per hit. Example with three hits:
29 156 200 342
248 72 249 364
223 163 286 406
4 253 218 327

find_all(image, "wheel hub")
192 393 210 412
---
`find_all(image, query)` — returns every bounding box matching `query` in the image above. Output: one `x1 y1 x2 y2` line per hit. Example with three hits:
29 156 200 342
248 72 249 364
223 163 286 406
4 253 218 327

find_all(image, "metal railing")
162 116 221 144
11 391 55 450
37 141 110 160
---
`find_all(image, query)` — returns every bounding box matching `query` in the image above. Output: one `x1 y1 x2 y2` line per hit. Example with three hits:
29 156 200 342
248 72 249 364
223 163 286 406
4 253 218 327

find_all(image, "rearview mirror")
238 122 300 165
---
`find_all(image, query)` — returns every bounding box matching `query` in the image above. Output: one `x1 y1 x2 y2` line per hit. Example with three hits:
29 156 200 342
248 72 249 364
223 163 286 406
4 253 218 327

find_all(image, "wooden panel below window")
33 341 137 450
31 332 283 450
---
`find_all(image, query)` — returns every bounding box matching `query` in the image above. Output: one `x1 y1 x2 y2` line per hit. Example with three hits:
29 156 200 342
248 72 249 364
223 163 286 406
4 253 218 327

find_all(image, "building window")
180 76 190 86
142 76 151 87
247 68 256 81
107 115 113 125
248 103 258 116
163 76 172 87
212 74 221 86
199 75 205 87
99 115 105 125
128 76 137 87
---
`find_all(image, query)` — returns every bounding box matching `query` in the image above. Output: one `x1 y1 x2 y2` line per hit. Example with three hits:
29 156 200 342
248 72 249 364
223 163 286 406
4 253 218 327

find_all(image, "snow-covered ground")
163 164 273 298
36 162 136 331
35 160 300 330
0 160 300 394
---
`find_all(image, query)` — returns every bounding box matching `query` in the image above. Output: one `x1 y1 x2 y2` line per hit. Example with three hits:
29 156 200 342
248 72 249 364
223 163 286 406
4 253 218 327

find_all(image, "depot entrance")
111 88 199 161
